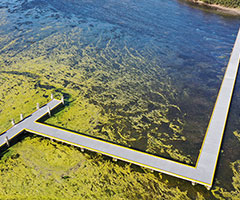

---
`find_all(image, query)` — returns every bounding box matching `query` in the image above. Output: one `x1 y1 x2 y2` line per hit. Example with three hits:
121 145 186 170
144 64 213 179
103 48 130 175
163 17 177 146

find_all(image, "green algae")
0 72 55 133
233 130 240 142
0 16 195 197
0 16 192 163
0 1 239 199
0 136 191 199
210 130 240 200
212 160 240 200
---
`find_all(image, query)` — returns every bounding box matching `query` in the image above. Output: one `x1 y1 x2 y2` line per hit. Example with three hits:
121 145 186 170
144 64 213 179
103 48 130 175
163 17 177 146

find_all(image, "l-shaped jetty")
1 28 240 190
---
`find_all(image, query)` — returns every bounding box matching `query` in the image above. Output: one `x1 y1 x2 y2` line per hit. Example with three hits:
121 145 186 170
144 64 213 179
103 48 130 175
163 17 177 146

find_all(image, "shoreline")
183 0 240 16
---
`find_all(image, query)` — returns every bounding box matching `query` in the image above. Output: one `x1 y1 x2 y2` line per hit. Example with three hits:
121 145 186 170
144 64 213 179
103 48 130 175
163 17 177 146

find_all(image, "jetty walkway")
1 29 240 189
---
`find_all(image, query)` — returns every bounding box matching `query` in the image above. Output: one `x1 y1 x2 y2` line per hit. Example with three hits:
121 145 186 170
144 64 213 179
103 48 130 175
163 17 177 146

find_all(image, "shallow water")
0 0 240 191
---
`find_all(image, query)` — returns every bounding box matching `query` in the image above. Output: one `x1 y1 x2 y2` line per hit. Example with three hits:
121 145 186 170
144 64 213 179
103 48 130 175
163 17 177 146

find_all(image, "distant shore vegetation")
202 0 240 8
189 0 240 8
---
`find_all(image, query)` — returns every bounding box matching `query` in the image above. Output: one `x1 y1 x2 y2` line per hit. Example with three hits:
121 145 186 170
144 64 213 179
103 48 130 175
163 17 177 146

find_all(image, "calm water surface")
0 0 240 191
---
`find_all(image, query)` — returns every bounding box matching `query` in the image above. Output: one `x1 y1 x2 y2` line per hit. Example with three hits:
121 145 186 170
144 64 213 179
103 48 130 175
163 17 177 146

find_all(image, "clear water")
0 0 240 190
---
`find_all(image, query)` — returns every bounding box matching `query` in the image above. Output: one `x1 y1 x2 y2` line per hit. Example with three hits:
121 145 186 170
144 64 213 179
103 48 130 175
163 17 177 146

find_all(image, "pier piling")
5 136 9 147
61 95 64 105
47 106 51 116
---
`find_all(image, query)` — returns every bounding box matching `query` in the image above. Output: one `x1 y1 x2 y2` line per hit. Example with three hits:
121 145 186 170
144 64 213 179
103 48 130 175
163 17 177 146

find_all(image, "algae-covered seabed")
0 0 240 199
